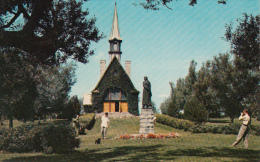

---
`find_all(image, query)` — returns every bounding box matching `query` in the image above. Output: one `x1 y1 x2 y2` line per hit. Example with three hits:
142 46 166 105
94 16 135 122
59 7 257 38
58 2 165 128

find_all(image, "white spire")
109 2 122 41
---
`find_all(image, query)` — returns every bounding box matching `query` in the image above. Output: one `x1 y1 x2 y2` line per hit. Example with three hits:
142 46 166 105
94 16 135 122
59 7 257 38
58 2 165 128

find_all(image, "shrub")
250 125 260 136
155 114 194 131
79 113 96 130
184 96 207 124
0 123 80 154
188 122 260 135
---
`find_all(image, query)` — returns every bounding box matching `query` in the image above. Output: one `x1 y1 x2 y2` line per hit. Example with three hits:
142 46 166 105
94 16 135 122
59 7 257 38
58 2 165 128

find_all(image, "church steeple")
109 2 122 62
109 2 122 41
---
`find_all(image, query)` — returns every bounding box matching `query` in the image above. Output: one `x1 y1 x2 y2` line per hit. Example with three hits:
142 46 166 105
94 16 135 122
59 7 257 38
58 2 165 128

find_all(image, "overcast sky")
70 0 259 112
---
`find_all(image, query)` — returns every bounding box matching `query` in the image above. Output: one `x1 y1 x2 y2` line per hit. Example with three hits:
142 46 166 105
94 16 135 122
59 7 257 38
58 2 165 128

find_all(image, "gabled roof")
109 3 122 41
92 57 138 93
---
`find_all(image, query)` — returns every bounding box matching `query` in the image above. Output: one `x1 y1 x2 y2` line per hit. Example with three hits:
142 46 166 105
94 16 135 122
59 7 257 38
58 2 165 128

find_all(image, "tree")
224 14 259 70
211 53 259 123
0 0 103 65
0 48 38 127
185 60 197 94
160 97 171 115
33 63 76 117
224 14 260 117
59 95 81 120
193 61 219 120
184 95 207 124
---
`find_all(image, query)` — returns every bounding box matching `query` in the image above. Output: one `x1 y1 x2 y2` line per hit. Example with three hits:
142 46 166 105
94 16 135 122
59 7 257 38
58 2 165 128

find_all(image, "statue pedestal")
139 107 154 134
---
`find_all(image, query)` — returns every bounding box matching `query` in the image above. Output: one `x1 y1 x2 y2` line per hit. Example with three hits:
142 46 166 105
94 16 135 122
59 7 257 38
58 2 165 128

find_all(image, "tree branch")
0 11 21 29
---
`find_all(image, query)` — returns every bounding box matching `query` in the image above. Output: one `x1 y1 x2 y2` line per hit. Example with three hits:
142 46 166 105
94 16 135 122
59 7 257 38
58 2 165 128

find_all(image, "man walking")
101 112 110 139
231 109 251 148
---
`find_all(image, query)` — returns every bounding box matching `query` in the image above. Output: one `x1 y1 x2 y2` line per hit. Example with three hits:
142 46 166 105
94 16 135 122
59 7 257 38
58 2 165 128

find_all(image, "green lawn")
1 118 260 162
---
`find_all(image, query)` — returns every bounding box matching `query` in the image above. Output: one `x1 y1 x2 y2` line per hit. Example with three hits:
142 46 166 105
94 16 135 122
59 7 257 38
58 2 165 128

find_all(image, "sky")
70 0 259 112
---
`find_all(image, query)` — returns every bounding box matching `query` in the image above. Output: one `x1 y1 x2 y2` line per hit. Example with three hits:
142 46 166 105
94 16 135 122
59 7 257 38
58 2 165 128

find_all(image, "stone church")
83 3 139 116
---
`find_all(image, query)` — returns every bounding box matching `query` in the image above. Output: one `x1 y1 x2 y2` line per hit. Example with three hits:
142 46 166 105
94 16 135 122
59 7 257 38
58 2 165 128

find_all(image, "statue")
142 76 152 108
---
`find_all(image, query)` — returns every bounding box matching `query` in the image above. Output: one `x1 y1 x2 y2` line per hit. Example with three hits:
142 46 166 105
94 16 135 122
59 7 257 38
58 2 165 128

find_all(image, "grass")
1 118 260 162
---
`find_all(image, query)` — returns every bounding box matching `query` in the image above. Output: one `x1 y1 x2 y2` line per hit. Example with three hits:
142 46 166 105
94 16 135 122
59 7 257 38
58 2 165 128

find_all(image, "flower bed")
115 132 180 140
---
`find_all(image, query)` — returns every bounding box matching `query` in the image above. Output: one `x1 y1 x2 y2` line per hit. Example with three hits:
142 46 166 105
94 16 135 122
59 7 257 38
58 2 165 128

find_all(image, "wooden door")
103 102 110 112
110 102 115 112
121 102 128 112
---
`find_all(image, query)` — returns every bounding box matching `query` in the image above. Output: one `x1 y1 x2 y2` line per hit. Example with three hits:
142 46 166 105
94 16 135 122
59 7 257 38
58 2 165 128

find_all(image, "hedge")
155 114 194 131
0 123 80 154
156 114 260 136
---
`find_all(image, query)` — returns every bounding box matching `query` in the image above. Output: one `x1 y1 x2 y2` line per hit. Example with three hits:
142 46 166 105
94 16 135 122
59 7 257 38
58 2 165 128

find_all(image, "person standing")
101 112 110 139
231 109 251 148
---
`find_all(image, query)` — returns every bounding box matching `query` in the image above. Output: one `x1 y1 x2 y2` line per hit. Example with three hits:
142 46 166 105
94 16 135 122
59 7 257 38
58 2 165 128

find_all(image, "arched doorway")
103 88 128 112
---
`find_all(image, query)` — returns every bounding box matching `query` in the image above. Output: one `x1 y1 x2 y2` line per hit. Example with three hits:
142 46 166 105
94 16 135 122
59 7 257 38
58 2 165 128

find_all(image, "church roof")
92 57 138 93
109 3 122 41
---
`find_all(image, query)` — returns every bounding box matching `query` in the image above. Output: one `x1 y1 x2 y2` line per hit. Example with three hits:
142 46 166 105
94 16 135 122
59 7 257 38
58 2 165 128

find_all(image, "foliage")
138 0 226 10
160 97 171 115
79 113 96 130
184 96 208 124
34 63 76 117
155 114 194 131
58 95 81 120
193 61 219 119
0 0 103 65
189 123 260 136
0 48 38 125
0 123 80 154
211 53 259 122
224 14 259 70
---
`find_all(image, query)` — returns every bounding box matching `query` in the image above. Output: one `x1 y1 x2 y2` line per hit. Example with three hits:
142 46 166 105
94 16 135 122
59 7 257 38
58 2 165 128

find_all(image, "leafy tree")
160 97 171 115
224 14 259 70
59 95 81 120
193 61 219 120
211 53 259 123
0 0 103 65
184 95 207 124
224 14 260 117
33 63 76 117
0 48 38 127
160 82 186 118
185 60 197 94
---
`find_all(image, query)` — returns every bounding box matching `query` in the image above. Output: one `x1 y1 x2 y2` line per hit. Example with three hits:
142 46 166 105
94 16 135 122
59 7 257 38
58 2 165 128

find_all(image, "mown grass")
1 118 260 162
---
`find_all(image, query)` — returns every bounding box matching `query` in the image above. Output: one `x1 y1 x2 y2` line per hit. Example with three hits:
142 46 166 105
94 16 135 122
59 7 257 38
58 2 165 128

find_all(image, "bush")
188 123 260 136
188 123 241 134
156 114 194 131
79 113 96 130
0 123 80 154
156 114 260 136
208 112 221 118
250 125 260 136
184 96 207 124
